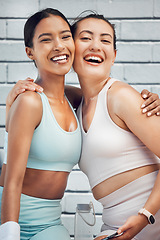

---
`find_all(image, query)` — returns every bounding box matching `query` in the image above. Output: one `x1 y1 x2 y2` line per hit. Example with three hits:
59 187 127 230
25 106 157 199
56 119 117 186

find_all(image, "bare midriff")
92 164 160 200
0 164 69 199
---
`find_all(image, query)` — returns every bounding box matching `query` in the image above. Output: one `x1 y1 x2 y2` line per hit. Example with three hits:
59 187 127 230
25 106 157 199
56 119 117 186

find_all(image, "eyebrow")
38 30 71 39
38 33 52 39
101 33 112 38
79 30 112 38
79 30 93 36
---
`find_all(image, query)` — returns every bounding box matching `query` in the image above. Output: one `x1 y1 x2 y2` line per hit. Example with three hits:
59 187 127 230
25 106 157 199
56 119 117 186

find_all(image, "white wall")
0 0 160 238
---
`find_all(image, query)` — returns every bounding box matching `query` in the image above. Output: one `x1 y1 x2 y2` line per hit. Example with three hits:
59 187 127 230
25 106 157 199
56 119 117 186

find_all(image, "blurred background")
0 0 160 238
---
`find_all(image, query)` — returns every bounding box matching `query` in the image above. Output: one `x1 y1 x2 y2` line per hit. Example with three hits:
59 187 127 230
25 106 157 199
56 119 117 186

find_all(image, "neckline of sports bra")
80 78 115 135
80 78 133 136
41 92 79 134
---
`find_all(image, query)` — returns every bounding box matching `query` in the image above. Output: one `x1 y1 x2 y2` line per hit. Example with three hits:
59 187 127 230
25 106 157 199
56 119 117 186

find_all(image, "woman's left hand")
94 236 108 240
141 89 160 116
116 214 148 240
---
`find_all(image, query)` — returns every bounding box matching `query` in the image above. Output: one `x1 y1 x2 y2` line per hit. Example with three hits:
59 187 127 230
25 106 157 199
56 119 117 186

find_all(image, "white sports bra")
78 78 159 189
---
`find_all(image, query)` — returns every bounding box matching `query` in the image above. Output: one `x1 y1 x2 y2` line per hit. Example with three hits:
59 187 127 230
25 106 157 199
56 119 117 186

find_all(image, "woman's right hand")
6 77 43 108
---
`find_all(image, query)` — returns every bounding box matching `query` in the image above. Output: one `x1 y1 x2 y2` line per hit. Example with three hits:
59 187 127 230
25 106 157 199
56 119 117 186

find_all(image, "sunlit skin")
0 15 77 225
73 18 160 240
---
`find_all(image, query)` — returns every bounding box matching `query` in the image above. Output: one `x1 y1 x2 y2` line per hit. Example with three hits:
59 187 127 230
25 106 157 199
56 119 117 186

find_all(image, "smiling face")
26 15 75 77
73 18 116 81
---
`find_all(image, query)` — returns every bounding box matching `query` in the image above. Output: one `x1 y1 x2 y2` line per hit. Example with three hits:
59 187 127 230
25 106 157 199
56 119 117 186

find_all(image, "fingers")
142 104 160 116
112 231 132 240
141 89 151 99
141 93 159 108
16 79 43 93
141 99 160 116
119 219 132 232
6 78 43 108
26 77 34 82
141 92 160 116
141 93 159 107
116 220 132 239
94 236 107 240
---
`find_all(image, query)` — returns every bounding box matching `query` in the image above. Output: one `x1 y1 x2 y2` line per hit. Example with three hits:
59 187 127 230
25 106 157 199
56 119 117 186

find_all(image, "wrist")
138 212 149 225
0 221 20 240
138 208 155 224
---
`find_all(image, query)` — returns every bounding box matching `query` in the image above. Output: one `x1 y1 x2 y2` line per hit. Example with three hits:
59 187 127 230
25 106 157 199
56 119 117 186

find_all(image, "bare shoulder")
14 91 42 108
108 80 142 108
109 80 139 98
7 91 42 130
107 80 145 125
11 91 42 119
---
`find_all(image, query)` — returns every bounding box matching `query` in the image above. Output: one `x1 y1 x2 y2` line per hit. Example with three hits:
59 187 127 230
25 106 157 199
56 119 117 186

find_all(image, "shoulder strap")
101 78 120 94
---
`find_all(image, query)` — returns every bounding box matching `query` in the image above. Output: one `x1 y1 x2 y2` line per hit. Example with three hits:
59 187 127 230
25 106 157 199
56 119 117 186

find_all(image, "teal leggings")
29 225 71 240
0 187 71 240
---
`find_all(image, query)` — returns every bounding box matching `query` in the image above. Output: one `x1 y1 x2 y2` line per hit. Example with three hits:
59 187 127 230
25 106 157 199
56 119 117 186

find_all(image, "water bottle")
74 202 96 240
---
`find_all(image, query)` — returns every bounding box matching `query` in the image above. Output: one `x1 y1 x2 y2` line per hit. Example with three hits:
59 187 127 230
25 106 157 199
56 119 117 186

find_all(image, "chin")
60 66 72 75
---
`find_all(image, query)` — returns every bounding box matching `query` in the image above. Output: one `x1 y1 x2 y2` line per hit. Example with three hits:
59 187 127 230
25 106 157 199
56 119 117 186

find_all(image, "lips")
51 54 69 63
84 54 103 64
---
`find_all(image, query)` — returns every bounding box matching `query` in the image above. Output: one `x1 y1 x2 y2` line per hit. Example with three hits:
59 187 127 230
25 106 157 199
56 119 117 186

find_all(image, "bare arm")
2 92 41 224
110 83 160 239
116 84 160 157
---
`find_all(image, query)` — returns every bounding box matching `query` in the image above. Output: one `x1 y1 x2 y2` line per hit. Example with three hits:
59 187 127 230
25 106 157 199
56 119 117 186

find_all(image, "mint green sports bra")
4 92 81 172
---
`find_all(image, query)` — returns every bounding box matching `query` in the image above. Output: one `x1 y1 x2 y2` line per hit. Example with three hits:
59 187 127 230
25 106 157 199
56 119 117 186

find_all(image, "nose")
89 39 101 52
53 38 65 52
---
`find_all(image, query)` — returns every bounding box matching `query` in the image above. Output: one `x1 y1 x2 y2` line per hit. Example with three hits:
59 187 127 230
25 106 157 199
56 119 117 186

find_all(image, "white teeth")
85 56 102 62
52 55 67 61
